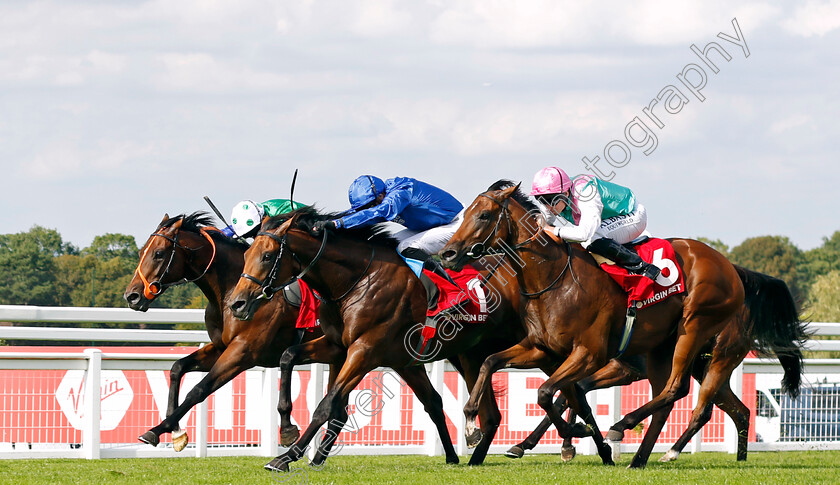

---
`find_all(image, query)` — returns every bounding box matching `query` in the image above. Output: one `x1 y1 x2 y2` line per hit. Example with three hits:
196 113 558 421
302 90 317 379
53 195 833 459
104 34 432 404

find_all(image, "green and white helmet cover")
230 200 265 237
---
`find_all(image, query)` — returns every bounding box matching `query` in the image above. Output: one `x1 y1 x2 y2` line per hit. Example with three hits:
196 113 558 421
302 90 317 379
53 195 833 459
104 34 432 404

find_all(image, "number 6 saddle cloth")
594 237 686 309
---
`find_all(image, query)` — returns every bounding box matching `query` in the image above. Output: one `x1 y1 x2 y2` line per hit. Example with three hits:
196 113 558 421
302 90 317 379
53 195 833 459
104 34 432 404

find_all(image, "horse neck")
181 231 242 309
505 201 572 292
287 230 377 302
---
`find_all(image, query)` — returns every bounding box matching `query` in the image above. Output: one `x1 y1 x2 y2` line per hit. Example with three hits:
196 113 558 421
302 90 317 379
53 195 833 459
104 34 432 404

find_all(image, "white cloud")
782 0 840 37
429 0 777 48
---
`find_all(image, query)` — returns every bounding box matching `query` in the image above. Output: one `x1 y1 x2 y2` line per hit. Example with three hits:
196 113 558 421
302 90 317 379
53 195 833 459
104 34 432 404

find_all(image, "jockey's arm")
552 194 603 244
337 182 413 229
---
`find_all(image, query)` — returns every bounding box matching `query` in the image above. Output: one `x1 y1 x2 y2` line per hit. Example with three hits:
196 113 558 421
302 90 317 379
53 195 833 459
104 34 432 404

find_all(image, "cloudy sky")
1 0 838 251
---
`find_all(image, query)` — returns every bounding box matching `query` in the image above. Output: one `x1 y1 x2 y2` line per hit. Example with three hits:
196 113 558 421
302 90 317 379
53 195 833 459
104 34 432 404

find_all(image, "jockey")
313 176 463 260
224 199 306 239
530 167 661 281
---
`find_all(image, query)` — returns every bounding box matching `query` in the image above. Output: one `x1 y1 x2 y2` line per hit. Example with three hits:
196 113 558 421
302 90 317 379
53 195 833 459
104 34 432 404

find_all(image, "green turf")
0 451 838 485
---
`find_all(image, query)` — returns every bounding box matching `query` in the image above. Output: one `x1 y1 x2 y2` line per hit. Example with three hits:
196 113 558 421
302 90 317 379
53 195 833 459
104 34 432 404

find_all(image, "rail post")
262 367 280 457
83 349 101 459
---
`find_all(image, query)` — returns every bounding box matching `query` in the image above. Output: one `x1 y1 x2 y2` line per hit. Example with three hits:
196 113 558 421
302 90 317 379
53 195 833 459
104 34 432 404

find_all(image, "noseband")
134 227 218 300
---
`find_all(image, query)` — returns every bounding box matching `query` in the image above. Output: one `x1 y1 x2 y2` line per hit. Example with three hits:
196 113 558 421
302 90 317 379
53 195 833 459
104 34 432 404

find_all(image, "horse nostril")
125 292 140 305
441 250 457 262
230 300 246 312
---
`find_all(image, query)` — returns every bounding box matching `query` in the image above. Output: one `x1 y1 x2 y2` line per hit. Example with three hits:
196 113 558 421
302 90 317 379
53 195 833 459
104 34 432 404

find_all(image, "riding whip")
203 196 230 227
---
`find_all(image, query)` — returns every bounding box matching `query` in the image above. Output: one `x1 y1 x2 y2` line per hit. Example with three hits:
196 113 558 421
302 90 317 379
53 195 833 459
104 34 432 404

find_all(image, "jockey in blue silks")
313 175 464 275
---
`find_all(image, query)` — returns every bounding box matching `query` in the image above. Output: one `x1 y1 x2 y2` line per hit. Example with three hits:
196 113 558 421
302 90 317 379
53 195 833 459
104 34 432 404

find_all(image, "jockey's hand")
312 220 337 235
542 224 556 236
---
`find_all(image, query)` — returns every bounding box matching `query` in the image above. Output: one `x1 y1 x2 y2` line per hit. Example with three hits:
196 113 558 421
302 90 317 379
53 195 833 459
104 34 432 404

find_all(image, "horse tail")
735 265 809 398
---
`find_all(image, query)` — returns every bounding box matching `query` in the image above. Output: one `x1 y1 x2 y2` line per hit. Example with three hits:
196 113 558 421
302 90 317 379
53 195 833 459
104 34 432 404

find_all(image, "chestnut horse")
440 181 806 468
227 207 617 471
123 212 326 451
508 266 805 464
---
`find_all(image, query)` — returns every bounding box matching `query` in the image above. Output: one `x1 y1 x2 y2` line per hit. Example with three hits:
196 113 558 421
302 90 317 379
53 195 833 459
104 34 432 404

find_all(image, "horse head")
440 181 530 271
228 213 300 321
124 212 219 311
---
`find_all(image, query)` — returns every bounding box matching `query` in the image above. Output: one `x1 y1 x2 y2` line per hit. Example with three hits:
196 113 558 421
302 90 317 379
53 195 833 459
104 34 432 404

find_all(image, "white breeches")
587 203 648 247
395 210 464 255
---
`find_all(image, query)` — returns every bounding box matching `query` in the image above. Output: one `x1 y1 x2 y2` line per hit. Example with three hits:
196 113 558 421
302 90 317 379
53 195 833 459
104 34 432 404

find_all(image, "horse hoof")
138 431 159 447
465 429 483 448
561 446 577 462
265 457 290 473
280 426 300 447
446 455 459 465
609 440 621 462
172 430 189 452
658 449 679 463
605 429 624 442
504 445 525 459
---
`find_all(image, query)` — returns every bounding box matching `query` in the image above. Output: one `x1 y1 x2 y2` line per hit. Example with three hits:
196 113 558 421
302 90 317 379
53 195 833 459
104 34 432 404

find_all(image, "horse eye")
478 211 491 221
153 250 164 259
262 252 274 262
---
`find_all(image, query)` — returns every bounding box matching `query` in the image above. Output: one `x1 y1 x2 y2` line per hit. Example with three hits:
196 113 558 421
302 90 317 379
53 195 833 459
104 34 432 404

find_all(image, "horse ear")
499 183 521 199
161 213 170 224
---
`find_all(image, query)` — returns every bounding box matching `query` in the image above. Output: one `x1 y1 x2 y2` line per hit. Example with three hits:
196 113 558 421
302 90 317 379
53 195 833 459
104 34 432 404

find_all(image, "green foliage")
0 226 76 305
806 271 840 322
695 237 730 259
801 231 840 293
730 235 805 304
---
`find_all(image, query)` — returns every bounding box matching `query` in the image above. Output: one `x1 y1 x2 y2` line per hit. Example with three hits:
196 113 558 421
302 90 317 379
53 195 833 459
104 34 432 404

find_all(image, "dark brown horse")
227 207 616 471
440 181 806 468
123 212 324 451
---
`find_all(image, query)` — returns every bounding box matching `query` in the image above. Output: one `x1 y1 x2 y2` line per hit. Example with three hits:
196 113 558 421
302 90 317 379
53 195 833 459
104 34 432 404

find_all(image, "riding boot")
401 248 459 286
587 237 661 281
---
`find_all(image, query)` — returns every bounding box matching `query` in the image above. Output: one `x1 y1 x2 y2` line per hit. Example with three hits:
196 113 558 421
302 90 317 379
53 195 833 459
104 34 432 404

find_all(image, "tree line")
0 225 838 323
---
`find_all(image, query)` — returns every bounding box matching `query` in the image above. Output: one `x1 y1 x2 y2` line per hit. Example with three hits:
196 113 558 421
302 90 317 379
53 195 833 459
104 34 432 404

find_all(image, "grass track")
1 451 839 484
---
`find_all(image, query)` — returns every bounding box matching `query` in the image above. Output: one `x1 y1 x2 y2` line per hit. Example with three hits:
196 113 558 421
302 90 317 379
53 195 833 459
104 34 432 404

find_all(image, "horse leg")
140 341 254 448
627 349 681 469
265 345 374 473
661 346 749 463
457 354 503 466
277 337 346 446
308 364 349 467
606 320 718 444
396 367 460 465
534 347 603 445
561 382 614 466
464 340 551 446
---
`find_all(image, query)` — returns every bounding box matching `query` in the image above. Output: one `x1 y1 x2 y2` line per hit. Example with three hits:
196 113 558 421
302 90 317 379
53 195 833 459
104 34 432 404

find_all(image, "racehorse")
227 207 618 471
439 181 806 468
508 267 805 463
123 212 325 451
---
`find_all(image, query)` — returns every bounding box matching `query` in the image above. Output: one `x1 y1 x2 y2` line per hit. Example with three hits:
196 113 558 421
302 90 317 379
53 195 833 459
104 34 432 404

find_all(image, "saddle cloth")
294 279 320 329
598 238 686 309
423 265 489 322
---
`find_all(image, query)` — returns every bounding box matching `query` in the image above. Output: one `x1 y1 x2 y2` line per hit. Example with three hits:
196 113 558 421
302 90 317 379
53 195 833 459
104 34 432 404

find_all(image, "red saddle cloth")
295 279 321 329
423 265 489 322
599 238 686 309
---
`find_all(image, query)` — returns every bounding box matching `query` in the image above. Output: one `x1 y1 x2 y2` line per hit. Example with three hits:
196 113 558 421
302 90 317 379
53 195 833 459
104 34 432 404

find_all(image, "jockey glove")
312 220 337 235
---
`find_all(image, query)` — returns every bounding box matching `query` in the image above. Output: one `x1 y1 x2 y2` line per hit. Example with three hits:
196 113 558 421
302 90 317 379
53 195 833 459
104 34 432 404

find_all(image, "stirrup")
635 263 661 281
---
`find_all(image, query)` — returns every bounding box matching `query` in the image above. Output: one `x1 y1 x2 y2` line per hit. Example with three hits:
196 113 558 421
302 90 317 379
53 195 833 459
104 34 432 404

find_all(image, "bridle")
467 191 574 298
134 226 218 300
240 228 375 302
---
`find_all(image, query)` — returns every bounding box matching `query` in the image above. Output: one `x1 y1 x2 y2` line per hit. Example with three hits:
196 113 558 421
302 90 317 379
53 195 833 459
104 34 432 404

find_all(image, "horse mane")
160 212 249 247
263 206 398 248
487 179 540 213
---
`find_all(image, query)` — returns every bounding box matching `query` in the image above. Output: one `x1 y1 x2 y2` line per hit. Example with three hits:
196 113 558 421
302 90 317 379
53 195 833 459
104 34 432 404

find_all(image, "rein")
134 227 218 300
241 228 376 303
472 192 575 298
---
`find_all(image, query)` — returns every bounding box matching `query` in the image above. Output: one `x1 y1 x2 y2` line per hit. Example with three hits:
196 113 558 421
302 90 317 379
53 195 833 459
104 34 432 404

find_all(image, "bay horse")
227 207 617 471
123 212 326 451
439 181 806 468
